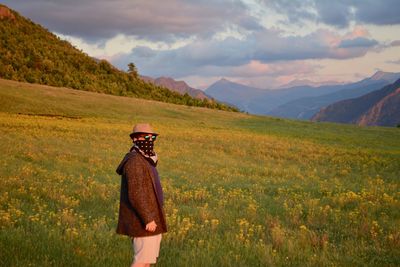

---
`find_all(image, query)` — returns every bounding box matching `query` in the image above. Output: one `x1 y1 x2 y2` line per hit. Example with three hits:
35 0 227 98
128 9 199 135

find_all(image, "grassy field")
0 78 399 266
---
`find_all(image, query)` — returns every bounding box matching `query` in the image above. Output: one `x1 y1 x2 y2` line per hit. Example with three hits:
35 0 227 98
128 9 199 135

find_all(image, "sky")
3 0 400 89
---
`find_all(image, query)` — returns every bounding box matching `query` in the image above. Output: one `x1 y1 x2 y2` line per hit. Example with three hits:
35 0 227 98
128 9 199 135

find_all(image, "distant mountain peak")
371 71 387 80
155 76 190 88
157 76 174 81
141 75 210 100
219 78 230 83
370 71 397 81
212 78 257 88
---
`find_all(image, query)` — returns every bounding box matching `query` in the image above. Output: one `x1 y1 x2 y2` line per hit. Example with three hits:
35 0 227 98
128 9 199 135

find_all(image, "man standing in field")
116 123 168 267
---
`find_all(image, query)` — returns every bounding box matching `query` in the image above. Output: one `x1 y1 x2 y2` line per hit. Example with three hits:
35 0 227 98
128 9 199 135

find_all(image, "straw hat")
129 123 158 138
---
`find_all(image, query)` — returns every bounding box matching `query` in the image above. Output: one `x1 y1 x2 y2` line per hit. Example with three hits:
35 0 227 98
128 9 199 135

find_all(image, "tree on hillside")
127 62 138 78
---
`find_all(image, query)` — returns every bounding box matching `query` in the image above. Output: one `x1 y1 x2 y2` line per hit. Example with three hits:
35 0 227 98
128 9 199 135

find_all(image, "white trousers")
132 234 162 264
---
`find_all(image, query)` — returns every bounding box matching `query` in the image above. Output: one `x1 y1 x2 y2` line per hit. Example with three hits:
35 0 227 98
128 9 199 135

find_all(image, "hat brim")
130 132 159 138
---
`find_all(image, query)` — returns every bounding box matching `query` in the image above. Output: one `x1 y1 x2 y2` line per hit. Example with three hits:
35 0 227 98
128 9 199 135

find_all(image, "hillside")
312 78 400 127
1 78 399 266
0 4 236 111
141 76 210 100
357 88 400 126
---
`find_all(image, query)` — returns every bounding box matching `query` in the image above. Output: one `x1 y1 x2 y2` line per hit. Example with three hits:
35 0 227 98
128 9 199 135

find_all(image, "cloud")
262 0 400 28
391 40 400 46
354 0 400 25
252 29 378 61
266 0 317 24
386 59 400 64
179 60 319 89
314 1 353 28
227 60 319 78
3 0 261 42
131 46 158 58
338 37 378 48
112 27 379 78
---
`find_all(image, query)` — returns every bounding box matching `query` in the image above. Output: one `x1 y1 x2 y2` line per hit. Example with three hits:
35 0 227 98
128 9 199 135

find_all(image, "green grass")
1 78 399 266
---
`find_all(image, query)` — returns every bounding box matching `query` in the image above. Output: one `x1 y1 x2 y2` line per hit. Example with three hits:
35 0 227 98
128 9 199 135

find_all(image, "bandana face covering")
134 140 155 156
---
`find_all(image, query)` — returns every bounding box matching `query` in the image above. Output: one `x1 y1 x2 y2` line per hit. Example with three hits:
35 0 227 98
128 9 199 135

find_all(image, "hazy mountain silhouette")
205 71 400 117
269 71 400 119
205 78 264 111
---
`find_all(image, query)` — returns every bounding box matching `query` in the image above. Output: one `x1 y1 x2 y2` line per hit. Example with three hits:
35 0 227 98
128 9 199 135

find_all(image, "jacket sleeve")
124 156 157 225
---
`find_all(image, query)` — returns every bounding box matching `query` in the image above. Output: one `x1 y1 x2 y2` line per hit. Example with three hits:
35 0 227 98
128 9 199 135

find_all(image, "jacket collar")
132 145 158 166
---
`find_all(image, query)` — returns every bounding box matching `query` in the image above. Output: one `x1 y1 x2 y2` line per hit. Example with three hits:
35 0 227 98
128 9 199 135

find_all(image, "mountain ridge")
140 75 210 100
205 71 400 117
269 71 400 120
206 78 265 111
311 78 400 127
357 87 400 126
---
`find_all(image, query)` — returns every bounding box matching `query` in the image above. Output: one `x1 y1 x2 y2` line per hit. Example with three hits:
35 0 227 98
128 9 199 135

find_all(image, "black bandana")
134 140 155 156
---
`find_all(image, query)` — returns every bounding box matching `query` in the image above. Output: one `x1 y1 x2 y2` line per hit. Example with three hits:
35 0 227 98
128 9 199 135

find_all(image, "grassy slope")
0 78 399 266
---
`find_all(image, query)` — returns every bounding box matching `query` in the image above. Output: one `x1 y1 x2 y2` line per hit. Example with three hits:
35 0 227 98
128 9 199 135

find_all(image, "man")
116 123 168 267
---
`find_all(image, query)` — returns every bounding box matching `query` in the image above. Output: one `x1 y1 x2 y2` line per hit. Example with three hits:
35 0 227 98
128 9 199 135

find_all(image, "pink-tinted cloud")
345 26 371 39
391 40 400 46
229 60 319 78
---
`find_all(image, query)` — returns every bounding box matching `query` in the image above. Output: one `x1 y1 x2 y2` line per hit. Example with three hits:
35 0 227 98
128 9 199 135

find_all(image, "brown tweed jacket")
116 150 168 237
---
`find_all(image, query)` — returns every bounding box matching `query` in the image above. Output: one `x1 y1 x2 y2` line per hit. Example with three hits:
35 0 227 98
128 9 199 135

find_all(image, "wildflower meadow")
0 79 399 266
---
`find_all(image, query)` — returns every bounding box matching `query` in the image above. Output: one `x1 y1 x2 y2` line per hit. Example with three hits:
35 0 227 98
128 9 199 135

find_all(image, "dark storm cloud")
262 0 400 27
2 0 262 42
354 0 400 25
314 1 353 28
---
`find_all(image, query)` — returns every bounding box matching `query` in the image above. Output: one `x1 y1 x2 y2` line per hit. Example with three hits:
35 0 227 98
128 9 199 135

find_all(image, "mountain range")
205 71 400 124
268 71 400 119
312 78 400 127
